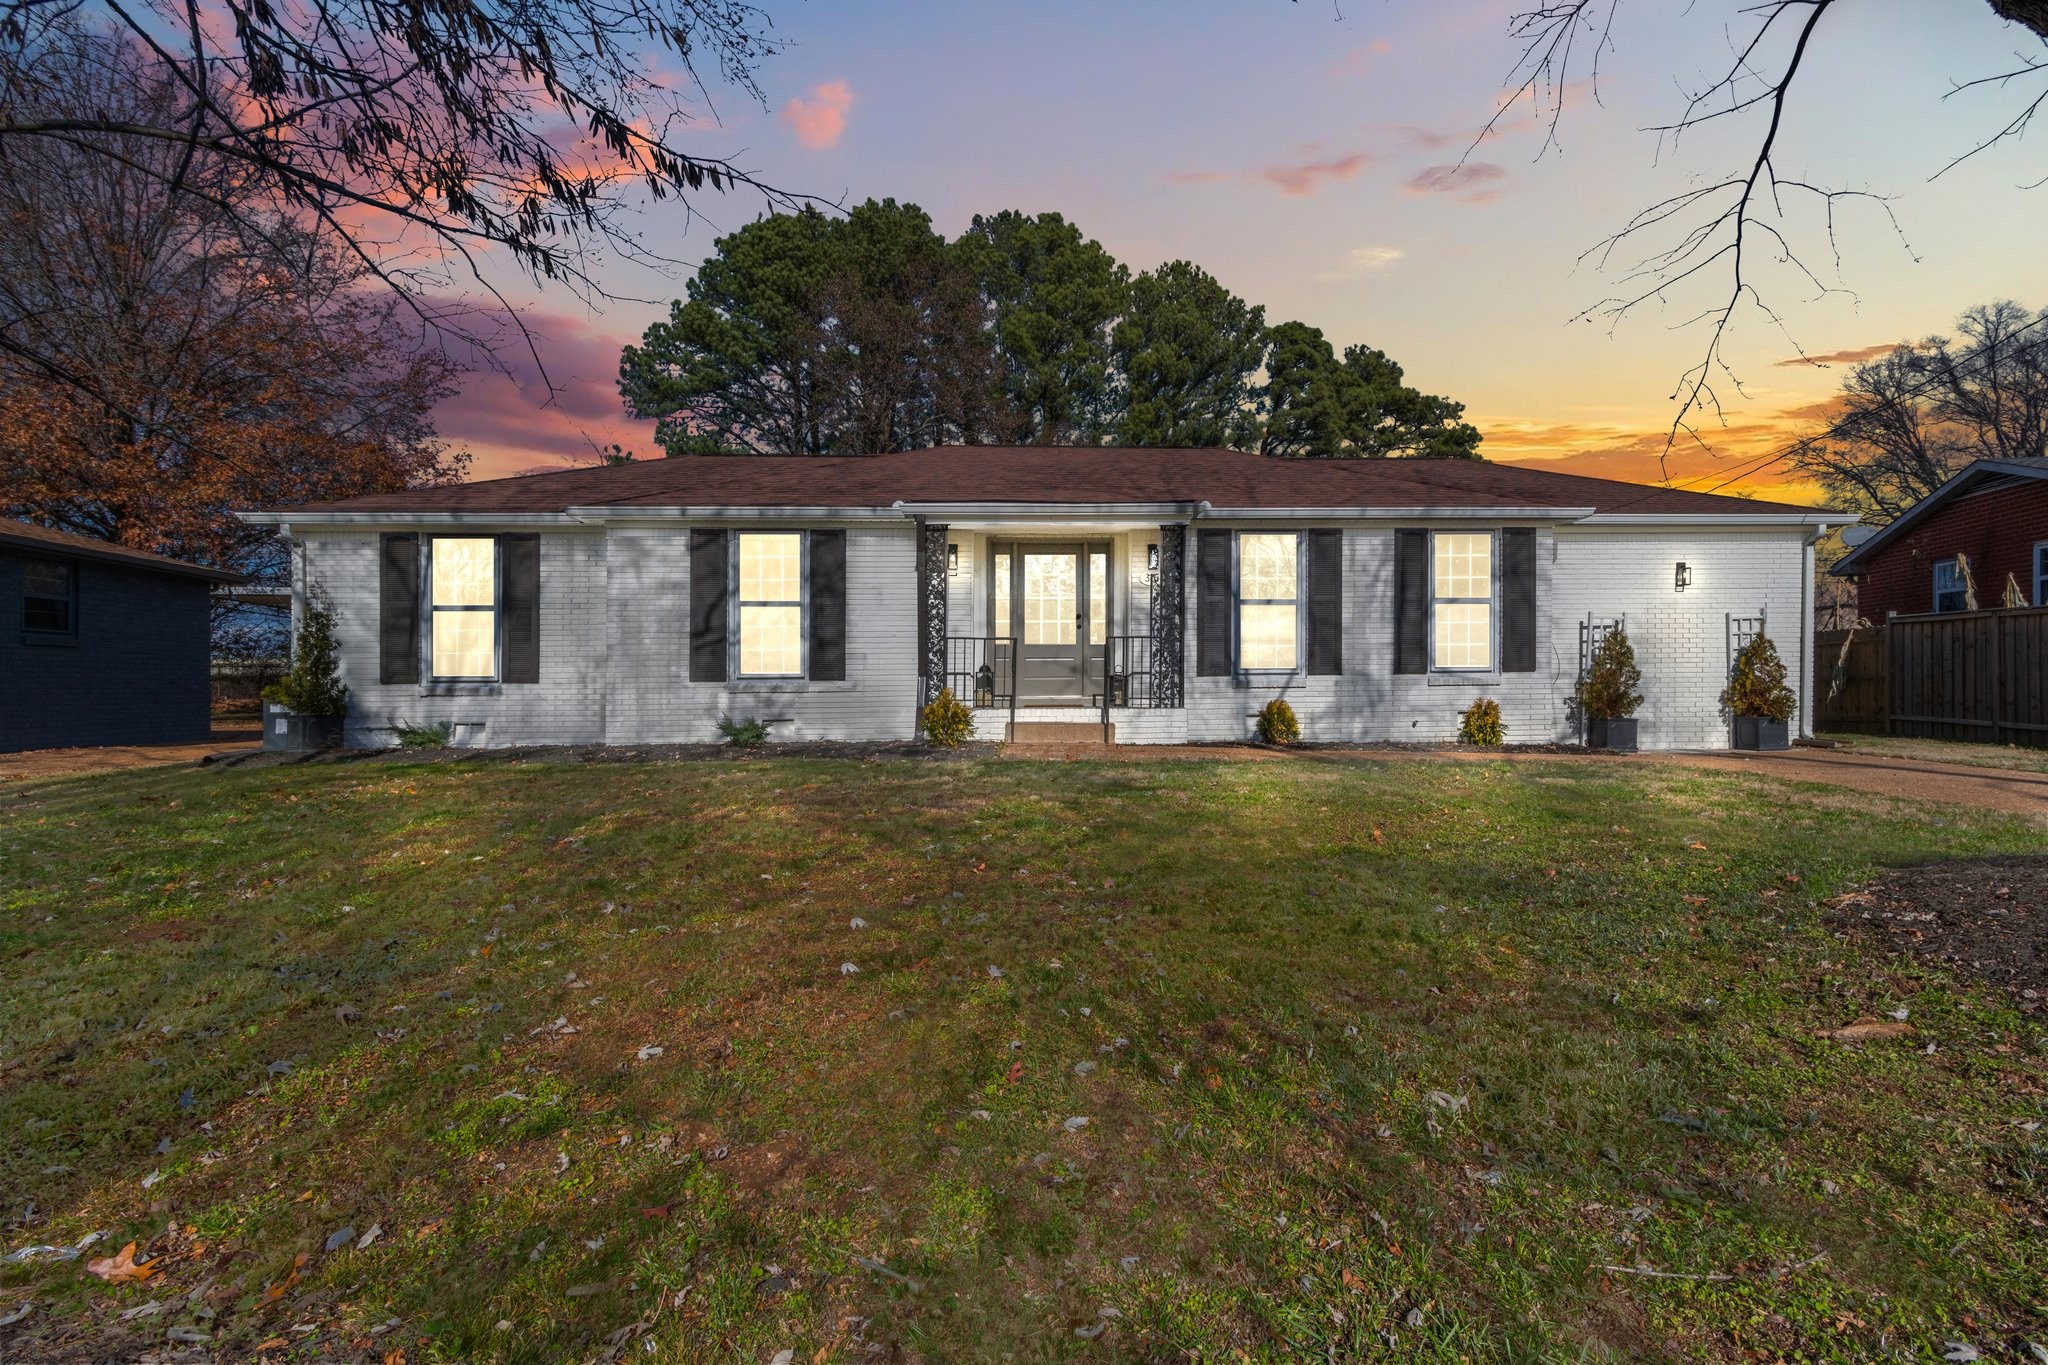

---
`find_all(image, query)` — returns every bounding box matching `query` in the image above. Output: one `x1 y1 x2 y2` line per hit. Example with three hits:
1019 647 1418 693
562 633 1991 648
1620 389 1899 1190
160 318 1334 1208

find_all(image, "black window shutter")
1305 529 1343 675
809 529 846 681
1501 527 1537 673
500 534 540 683
1394 528 1428 675
1196 528 1232 677
379 532 419 684
689 529 729 683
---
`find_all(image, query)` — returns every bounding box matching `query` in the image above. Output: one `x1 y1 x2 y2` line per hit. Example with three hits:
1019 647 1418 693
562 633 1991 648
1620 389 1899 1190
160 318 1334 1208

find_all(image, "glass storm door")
995 543 1109 703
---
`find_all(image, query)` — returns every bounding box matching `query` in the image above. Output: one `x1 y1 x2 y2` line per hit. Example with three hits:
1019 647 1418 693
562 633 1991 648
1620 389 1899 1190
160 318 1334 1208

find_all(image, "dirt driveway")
0 730 258 782
1640 746 2048 821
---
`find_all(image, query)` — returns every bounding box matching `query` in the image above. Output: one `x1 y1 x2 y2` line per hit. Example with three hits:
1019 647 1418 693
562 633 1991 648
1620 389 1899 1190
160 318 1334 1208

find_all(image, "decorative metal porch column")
1152 524 1186 708
917 519 949 704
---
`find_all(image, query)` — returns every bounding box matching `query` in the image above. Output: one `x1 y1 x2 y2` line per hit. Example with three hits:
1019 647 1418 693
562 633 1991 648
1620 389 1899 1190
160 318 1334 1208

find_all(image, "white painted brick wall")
299 519 1810 751
302 530 610 748
1179 523 1810 749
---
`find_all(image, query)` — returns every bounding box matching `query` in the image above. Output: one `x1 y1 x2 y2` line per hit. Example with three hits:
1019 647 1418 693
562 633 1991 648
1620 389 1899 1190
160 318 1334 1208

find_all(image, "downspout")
1801 525 1825 740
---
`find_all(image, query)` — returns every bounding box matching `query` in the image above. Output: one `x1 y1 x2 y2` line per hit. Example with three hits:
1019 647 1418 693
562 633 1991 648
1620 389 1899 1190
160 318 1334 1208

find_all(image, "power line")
1652 308 2048 500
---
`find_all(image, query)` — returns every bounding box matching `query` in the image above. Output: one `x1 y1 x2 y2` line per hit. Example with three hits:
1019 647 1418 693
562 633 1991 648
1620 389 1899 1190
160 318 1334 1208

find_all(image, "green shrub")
716 716 769 748
391 719 453 749
1721 633 1797 721
1459 697 1504 746
1576 626 1644 721
921 688 974 747
261 589 349 716
1255 697 1300 745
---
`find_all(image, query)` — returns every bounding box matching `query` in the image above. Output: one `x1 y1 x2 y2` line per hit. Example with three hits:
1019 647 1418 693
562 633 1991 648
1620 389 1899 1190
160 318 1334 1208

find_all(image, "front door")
995 543 1109 703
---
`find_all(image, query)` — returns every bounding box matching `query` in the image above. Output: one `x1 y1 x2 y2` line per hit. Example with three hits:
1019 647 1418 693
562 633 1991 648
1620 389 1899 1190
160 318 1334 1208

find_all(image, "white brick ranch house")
241 447 1843 749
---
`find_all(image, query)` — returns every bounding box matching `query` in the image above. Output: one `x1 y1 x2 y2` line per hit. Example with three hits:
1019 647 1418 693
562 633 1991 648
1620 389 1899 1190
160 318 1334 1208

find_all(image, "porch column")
1152 523 1186 708
916 519 949 704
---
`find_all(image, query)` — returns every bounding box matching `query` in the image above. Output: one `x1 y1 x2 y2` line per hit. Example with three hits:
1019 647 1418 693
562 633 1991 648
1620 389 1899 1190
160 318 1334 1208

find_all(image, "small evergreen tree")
1721 634 1797 721
1576 627 1644 721
1459 697 1505 746
262 589 349 716
1255 698 1300 744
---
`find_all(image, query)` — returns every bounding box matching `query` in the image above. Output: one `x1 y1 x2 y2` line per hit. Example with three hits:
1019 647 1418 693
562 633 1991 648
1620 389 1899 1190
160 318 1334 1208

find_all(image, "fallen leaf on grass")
258 1253 308 1304
1817 1018 1913 1042
0 1301 33 1327
1005 1061 1023 1085
166 1325 211 1343
85 1242 160 1284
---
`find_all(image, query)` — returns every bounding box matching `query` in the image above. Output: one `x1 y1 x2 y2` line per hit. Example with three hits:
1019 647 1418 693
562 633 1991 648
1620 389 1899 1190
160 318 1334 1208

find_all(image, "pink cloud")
431 306 652 479
1258 151 1379 197
1328 39 1392 79
1403 161 1509 204
781 80 854 151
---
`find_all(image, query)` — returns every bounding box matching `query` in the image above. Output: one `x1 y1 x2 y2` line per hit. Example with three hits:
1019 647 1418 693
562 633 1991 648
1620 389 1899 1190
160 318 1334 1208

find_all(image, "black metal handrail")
944 635 1019 736
1099 634 1158 727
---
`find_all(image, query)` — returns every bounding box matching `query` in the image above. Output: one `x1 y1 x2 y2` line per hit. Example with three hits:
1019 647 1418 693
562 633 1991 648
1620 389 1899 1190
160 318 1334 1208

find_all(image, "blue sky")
443 0 2048 499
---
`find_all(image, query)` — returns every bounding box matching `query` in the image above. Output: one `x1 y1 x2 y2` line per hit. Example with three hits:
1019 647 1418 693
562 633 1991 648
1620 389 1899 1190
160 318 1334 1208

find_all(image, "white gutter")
1575 512 1850 528
891 500 1206 521
569 505 911 522
237 511 578 528
1199 506 1594 521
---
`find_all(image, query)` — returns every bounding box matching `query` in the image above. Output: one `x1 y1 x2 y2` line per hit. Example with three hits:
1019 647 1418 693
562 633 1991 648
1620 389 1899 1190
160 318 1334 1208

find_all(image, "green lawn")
1 754 2043 1363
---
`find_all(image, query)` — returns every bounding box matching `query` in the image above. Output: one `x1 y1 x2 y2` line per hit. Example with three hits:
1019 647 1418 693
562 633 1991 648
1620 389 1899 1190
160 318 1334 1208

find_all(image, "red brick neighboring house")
1831 459 2048 619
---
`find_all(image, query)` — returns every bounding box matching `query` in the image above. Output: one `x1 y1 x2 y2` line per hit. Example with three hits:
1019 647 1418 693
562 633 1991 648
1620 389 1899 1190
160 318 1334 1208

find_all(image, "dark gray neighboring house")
2 522 240 753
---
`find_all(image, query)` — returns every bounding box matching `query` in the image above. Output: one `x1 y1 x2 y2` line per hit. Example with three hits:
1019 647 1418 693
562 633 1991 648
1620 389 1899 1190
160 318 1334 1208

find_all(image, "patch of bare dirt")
1828 857 2048 1013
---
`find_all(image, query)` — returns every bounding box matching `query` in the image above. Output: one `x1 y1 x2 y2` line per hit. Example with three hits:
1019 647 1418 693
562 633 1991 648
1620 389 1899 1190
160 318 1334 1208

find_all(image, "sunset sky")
442 0 2048 504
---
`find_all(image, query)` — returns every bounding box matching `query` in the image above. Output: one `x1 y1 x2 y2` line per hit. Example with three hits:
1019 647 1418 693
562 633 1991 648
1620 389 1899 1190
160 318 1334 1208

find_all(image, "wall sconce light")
1675 561 1692 592
1147 543 1160 573
947 542 960 575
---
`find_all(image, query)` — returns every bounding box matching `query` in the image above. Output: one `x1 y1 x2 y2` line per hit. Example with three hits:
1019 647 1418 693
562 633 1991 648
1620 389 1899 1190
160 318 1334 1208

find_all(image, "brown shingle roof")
1 520 243 581
270 447 1831 518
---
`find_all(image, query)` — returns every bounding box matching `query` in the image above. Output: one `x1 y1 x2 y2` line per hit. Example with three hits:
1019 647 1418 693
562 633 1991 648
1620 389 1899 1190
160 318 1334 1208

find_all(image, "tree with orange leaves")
0 28 467 631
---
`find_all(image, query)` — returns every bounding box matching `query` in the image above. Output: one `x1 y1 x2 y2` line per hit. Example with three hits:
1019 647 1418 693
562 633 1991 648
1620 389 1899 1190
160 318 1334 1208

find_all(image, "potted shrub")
261 590 349 751
1721 632 1796 750
1577 626 1644 752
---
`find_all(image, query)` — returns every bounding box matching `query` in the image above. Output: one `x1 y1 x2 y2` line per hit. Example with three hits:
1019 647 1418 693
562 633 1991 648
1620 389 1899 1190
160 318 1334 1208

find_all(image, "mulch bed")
1828 856 2048 1013
206 739 1003 770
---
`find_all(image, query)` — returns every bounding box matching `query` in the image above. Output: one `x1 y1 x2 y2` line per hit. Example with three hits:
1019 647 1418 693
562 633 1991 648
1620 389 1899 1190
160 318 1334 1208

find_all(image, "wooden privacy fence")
1813 627 1887 734
1818 607 2048 746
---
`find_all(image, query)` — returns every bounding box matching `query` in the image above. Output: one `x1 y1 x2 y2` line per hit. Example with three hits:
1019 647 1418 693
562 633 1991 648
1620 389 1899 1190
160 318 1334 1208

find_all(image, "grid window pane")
1433 603 1492 671
1239 534 1297 600
23 561 72 632
1024 554 1075 645
1240 605 1298 671
994 552 1011 636
1089 552 1107 645
431 537 495 606
432 609 496 678
739 534 802 603
1433 534 1491 599
739 604 802 675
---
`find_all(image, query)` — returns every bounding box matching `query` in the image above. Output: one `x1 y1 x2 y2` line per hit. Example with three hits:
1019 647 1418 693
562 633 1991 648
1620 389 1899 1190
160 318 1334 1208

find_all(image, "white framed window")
1237 532 1299 672
2035 542 2047 607
1431 532 1495 671
1932 557 1967 613
737 532 804 677
428 537 498 680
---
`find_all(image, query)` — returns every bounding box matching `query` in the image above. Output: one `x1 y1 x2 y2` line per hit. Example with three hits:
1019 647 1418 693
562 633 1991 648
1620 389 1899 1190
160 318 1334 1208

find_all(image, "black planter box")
263 701 345 752
1587 717 1639 752
1732 716 1790 751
